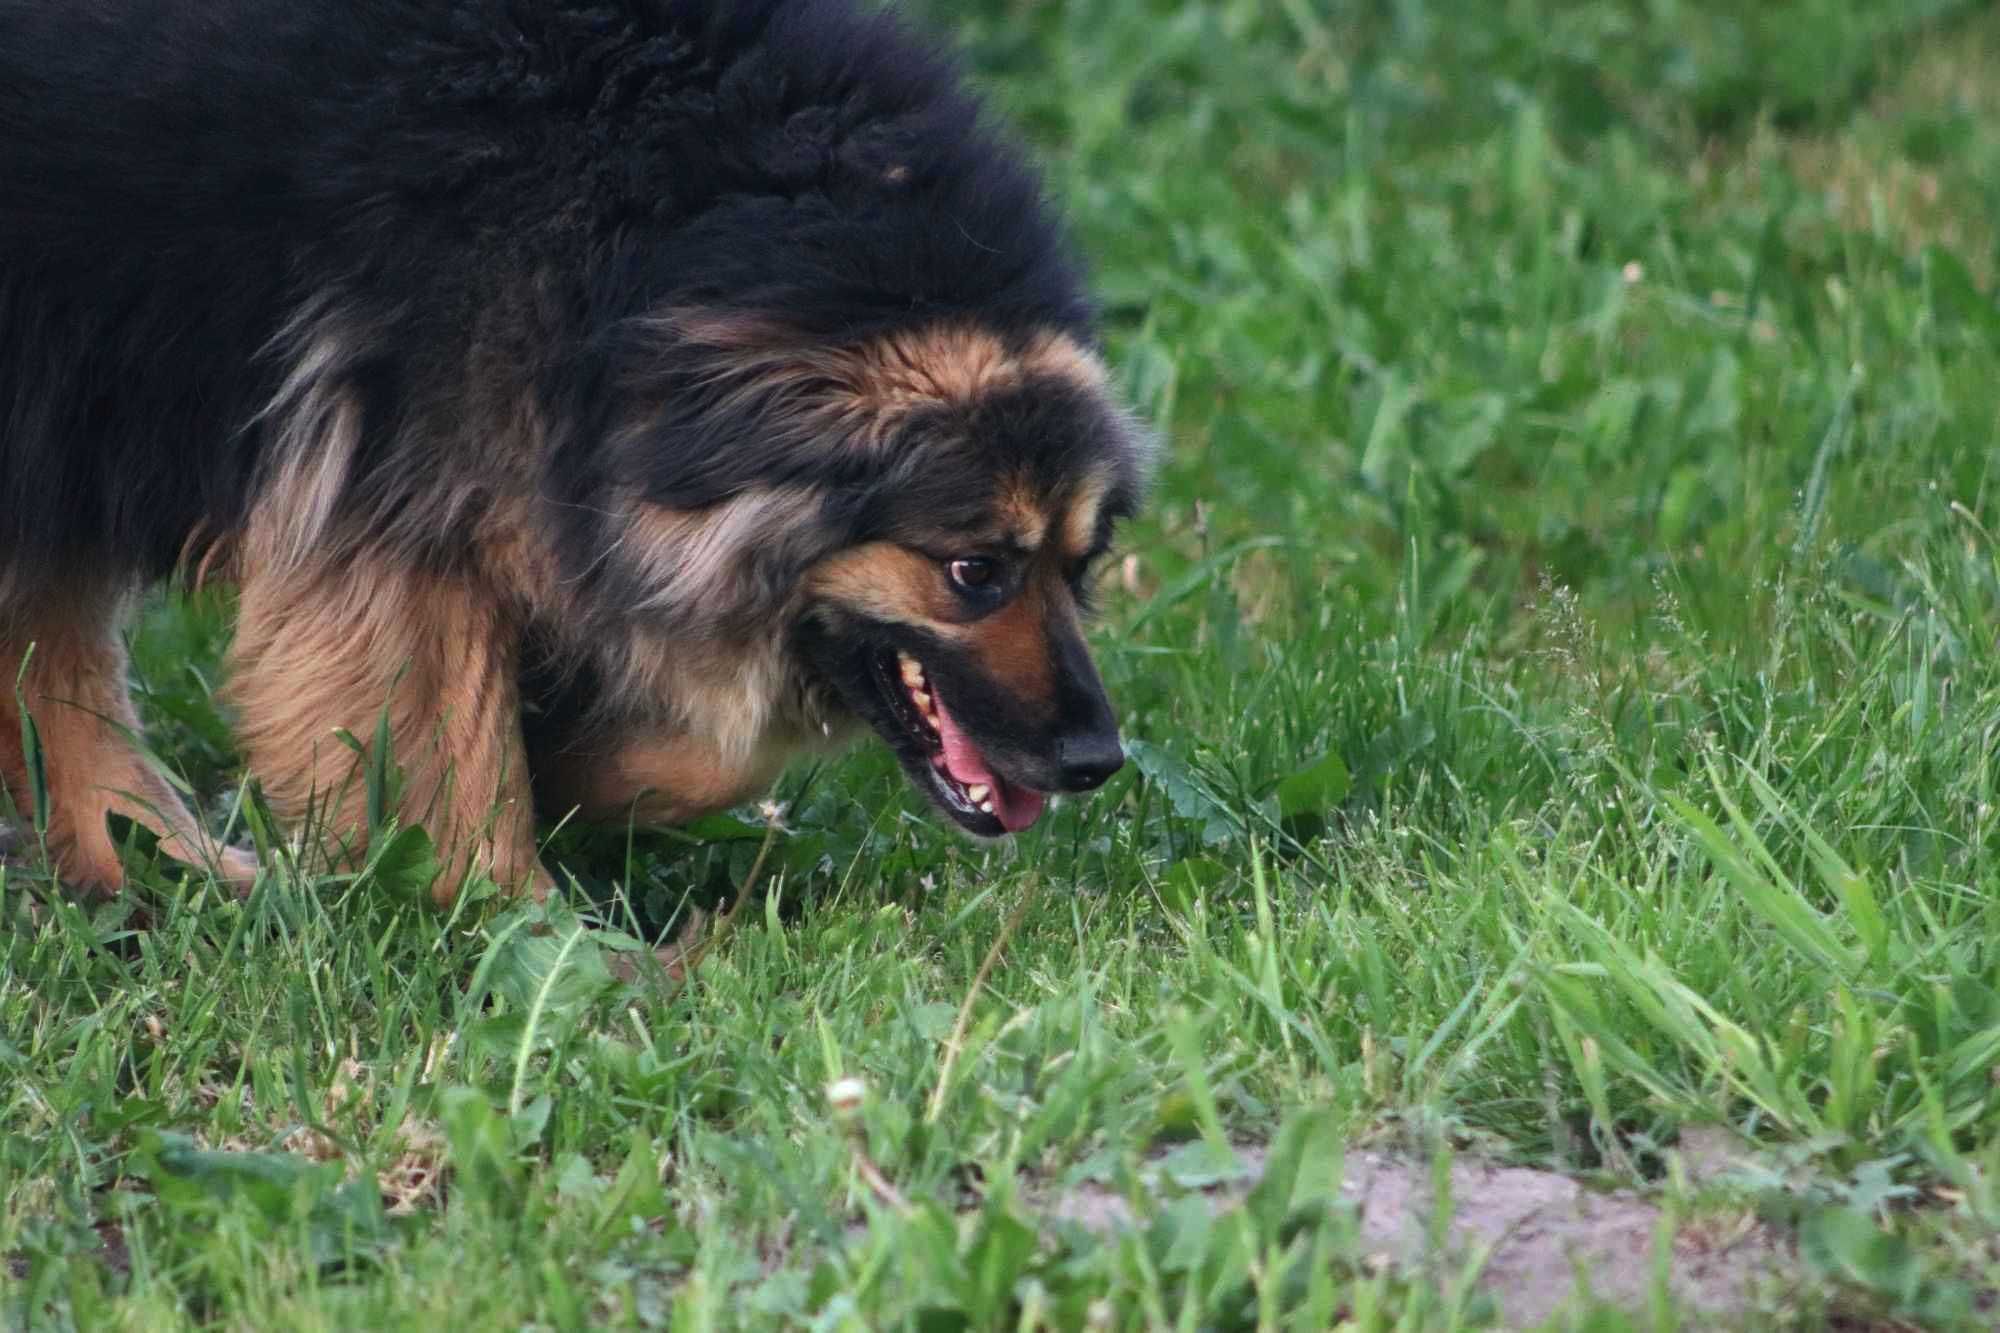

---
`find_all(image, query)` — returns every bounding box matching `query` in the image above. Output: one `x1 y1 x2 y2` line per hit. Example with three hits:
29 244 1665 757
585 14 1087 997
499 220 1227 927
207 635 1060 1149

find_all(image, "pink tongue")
931 693 1046 832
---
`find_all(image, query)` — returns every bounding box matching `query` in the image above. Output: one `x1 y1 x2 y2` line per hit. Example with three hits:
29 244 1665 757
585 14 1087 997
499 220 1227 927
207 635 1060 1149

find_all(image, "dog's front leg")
0 583 261 896
228 555 551 907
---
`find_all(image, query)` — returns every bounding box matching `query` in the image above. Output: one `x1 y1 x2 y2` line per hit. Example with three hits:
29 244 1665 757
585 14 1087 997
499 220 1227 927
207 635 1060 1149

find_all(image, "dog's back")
0 1 360 588
0 0 1071 592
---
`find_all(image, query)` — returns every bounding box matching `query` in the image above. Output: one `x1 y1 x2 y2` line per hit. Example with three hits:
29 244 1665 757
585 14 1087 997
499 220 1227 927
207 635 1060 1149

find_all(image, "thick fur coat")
0 0 1149 900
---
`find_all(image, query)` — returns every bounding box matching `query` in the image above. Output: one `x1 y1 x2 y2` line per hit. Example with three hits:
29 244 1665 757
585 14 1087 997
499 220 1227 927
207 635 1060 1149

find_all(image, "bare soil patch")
1036 1144 1799 1328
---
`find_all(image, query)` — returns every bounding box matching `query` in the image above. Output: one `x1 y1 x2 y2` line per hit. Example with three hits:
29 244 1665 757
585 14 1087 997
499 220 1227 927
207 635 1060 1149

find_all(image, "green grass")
11 1 2000 1327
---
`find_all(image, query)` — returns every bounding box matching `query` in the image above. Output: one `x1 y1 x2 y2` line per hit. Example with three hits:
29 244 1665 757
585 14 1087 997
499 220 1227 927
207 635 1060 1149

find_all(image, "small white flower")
826 1077 868 1113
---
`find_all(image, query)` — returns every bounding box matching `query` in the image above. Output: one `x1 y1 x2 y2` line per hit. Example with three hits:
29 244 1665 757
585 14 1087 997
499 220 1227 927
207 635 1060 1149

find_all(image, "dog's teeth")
978 799 995 813
966 783 990 802
911 689 931 712
898 653 924 686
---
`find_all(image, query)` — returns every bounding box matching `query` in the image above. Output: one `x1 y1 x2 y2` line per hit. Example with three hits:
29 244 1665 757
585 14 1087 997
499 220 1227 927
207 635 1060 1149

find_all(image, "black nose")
1056 732 1125 792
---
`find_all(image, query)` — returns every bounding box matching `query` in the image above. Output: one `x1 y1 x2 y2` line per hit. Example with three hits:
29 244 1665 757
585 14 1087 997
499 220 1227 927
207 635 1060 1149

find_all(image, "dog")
0 0 1150 904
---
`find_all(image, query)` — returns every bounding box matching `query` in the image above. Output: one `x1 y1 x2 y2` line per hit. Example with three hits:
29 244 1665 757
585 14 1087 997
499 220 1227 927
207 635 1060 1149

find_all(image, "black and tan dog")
0 0 1150 904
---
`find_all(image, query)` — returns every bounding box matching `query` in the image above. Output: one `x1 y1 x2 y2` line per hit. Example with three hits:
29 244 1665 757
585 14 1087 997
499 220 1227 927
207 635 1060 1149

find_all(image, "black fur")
1 0 1148 871
0 0 1104 600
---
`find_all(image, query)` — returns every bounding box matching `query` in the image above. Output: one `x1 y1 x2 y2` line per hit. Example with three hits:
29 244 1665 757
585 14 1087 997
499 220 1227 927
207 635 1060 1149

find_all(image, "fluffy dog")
0 0 1150 903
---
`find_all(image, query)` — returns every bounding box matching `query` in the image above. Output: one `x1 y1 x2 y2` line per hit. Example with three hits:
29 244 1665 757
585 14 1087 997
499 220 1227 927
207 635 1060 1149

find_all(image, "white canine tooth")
911 689 932 712
965 783 990 802
898 653 924 685
978 800 995 813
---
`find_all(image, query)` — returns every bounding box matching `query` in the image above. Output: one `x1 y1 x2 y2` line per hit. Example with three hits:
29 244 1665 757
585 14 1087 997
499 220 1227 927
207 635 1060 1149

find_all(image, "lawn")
9 0 2000 1327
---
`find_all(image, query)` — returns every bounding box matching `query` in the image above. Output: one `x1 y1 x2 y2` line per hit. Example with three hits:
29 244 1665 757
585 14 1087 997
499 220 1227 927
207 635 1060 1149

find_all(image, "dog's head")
786 328 1146 835
557 316 1150 837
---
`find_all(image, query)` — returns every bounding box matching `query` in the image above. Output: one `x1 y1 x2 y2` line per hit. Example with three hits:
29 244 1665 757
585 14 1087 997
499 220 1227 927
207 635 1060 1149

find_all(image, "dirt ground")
1034 1139 1799 1328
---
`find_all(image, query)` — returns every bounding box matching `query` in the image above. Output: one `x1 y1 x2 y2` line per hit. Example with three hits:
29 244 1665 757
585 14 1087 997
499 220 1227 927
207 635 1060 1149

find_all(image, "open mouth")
872 649 1047 836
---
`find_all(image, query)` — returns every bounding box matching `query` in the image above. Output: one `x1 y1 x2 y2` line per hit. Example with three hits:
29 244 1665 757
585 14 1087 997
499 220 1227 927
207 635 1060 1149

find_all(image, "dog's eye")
947 557 998 592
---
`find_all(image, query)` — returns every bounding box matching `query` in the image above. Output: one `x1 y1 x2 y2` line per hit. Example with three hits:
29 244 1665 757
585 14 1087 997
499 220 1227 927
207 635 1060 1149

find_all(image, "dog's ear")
611 312 1090 509
604 309 876 508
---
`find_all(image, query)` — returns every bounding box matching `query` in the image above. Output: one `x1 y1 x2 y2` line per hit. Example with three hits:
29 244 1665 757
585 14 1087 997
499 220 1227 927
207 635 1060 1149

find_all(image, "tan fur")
604 630 797 767
172 521 235 593
625 488 822 613
804 536 1069 722
0 588 257 895
831 326 1109 448
1060 469 1116 559
805 543 971 631
227 542 549 908
1020 330 1109 393
965 575 1056 704
994 474 1050 550
838 325 1020 415
836 325 1103 415
663 314 1109 451
536 729 798 828
252 331 363 575
476 493 566 616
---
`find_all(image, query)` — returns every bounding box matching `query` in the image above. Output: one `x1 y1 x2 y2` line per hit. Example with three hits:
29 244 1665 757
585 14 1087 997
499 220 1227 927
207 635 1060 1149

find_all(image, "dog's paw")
215 845 261 898
605 907 710 987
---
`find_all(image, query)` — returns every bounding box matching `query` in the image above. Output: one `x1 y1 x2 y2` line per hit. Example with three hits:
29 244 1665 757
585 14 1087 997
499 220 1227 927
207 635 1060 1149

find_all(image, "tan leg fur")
0 588 259 896
226 554 552 908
